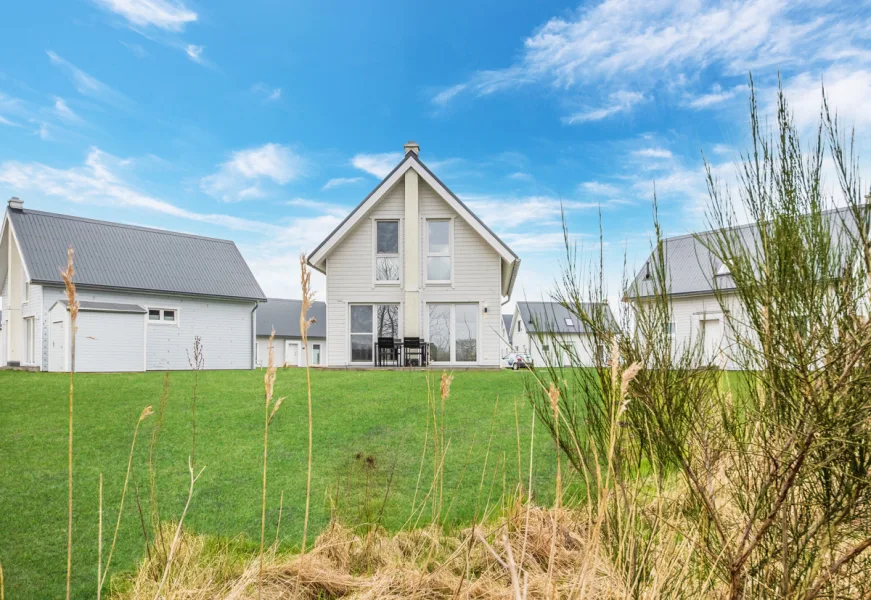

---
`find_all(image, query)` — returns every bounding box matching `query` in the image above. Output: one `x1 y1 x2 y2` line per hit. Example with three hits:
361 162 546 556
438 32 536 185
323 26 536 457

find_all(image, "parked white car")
502 352 533 370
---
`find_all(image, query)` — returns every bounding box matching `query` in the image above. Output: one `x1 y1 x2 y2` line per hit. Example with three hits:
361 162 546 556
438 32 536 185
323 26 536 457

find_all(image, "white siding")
324 179 504 366
75 310 145 372
256 336 327 367
41 286 256 371
22 283 43 368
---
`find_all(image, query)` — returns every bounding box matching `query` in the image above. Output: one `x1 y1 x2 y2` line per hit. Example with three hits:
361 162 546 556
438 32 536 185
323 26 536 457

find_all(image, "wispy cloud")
580 181 620 196
351 152 402 178
687 83 745 109
633 147 673 159
46 51 130 107
53 98 83 124
184 44 205 63
285 197 349 217
251 83 282 103
0 148 277 233
563 90 645 124
463 194 599 229
0 114 18 127
322 176 364 190
779 67 871 131
92 0 197 31
201 143 308 202
120 41 148 58
508 171 533 182
431 0 871 124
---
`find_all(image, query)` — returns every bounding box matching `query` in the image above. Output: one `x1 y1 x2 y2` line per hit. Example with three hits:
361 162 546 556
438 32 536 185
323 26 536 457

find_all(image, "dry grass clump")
115 503 640 600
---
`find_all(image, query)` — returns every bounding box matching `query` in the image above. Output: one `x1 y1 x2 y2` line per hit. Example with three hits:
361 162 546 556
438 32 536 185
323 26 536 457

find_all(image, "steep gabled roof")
3 207 266 301
517 301 616 335
307 150 520 297
256 298 326 338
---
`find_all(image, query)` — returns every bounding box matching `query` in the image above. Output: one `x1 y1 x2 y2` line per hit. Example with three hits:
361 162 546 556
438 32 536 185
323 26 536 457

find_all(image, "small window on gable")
517 320 522 333
375 220 400 282
717 262 730 276
564 317 574 327
23 281 30 303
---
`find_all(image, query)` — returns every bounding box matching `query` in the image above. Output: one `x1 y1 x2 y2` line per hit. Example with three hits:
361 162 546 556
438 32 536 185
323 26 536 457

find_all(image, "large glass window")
25 317 35 364
375 220 400 282
350 304 399 362
426 220 451 282
428 303 477 363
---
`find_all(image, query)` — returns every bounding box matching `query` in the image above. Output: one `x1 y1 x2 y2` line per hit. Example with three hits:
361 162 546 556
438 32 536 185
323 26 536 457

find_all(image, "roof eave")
35 280 267 302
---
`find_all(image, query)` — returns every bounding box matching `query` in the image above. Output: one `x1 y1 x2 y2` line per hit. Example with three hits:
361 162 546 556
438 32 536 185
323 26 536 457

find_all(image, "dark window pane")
428 220 449 253
376 221 399 254
377 304 399 338
351 334 373 362
163 310 175 322
455 304 477 362
350 305 373 333
149 309 160 321
428 304 451 361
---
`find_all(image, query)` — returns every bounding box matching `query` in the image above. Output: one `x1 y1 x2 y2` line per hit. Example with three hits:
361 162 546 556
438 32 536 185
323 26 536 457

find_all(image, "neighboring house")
511 301 614 367
0 198 266 372
501 313 513 356
255 298 327 367
625 208 858 370
307 142 521 367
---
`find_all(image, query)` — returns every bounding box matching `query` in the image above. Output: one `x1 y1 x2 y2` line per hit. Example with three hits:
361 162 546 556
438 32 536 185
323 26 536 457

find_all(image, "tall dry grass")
299 253 316 554
60 245 78 600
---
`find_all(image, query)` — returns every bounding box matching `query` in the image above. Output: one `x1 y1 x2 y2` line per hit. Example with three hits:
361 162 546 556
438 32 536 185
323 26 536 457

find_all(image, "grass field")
0 368 561 599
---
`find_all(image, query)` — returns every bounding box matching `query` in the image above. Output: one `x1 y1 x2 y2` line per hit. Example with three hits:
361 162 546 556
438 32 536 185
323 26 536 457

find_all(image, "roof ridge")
11 208 237 245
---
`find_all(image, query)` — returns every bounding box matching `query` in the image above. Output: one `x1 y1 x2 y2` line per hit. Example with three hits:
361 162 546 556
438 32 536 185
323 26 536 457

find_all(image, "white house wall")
325 178 503 366
40 286 256 371
75 310 146 372
22 283 42 368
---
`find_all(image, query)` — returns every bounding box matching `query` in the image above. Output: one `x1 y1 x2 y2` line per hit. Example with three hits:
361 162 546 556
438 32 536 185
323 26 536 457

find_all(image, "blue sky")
1 0 870 306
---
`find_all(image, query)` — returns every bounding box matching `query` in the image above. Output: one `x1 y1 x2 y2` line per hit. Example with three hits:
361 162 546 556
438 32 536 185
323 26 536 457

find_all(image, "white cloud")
322 176 363 190
251 83 282 103
687 83 745 109
780 67 871 131
351 152 402 178
463 194 599 229
120 41 148 58
508 171 533 182
563 90 645 124
184 44 205 63
432 83 468 107
0 148 278 233
633 147 673 159
36 122 50 141
712 143 732 155
0 114 18 127
201 143 307 202
53 98 83 123
580 181 620 196
92 0 197 31
285 197 349 217
46 51 129 107
501 231 584 253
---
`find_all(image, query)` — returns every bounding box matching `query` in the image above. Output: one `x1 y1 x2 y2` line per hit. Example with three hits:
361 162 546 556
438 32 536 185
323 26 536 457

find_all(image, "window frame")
23 281 30 303
373 218 402 286
147 307 180 326
426 302 479 364
24 316 36 365
348 303 401 364
564 317 574 327
425 218 453 285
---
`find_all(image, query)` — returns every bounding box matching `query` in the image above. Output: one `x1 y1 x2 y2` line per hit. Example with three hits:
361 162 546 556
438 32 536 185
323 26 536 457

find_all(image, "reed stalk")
60 246 78 600
299 253 316 553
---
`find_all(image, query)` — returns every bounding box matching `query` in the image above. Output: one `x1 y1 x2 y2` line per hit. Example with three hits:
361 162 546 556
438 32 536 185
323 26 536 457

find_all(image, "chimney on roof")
403 140 420 155
8 197 23 210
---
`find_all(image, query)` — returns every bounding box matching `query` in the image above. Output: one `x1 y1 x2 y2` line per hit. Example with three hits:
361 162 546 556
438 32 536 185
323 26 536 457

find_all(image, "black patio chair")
403 337 427 367
376 337 399 367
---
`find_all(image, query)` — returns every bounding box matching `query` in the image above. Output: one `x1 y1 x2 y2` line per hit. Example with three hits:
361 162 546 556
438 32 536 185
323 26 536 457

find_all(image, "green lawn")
0 368 560 599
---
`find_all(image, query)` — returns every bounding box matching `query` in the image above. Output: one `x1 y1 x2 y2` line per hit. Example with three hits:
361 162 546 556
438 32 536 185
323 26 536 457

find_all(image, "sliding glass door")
350 304 400 363
427 303 478 364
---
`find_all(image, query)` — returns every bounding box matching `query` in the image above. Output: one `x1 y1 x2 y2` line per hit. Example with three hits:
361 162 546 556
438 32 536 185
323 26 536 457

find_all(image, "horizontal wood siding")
41 286 255 370
75 311 145 372
21 282 42 368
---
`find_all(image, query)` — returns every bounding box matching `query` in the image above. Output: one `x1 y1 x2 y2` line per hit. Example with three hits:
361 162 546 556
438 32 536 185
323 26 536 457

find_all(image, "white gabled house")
511 301 614 367
0 198 266 372
255 298 327 367
307 142 521 367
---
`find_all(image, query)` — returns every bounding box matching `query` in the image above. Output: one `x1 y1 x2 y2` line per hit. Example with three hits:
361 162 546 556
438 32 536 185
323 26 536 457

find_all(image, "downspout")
251 302 258 370
501 258 521 306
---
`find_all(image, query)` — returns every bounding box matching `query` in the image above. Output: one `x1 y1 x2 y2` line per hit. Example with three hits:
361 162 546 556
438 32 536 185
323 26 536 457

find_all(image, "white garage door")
49 320 65 371
76 311 145 372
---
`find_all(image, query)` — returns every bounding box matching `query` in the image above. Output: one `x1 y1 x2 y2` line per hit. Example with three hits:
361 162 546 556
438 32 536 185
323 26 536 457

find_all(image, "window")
716 263 730 276
148 308 178 324
23 281 30 303
426 220 451 282
666 322 676 337
25 317 35 364
564 317 574 327
312 343 321 365
517 320 522 333
375 220 400 282
350 304 399 362
428 303 478 363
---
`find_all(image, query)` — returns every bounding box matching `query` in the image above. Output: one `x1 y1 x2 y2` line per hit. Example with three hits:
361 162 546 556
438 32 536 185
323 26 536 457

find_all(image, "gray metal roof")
502 314 513 344
517 301 615 334
7 207 266 301
58 300 146 313
256 298 326 338
628 206 858 299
